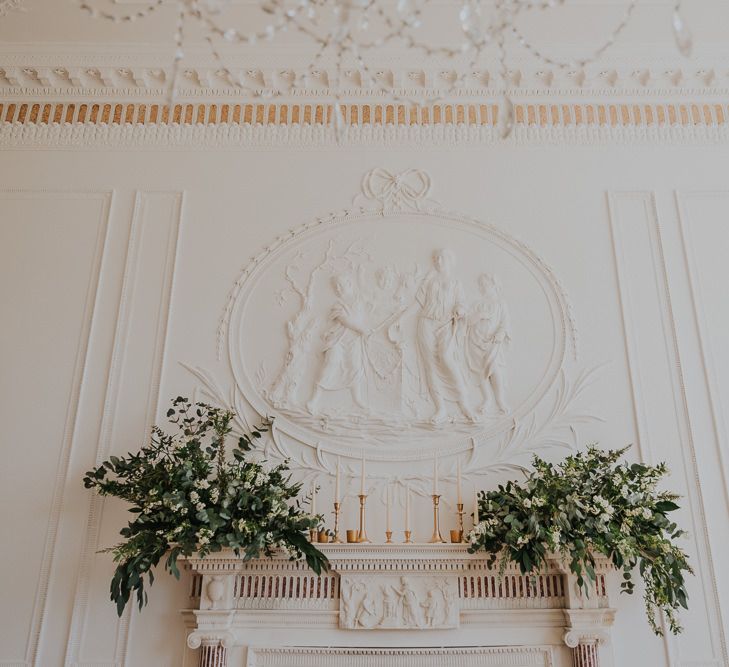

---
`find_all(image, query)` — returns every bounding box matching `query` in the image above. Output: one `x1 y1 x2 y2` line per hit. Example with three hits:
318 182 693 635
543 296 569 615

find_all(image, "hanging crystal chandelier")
76 0 693 138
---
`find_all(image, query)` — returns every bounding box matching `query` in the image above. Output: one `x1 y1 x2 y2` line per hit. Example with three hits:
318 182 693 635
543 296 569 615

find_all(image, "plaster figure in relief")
380 584 402 627
466 273 511 414
421 588 444 627
437 580 457 625
415 248 476 424
341 581 364 628
306 273 371 414
394 577 424 628
354 589 381 628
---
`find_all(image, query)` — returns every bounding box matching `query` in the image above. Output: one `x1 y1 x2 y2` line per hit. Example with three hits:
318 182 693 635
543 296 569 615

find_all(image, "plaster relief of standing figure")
466 273 511 415
421 588 444 627
307 274 371 414
415 248 476 424
341 581 364 629
394 577 424 628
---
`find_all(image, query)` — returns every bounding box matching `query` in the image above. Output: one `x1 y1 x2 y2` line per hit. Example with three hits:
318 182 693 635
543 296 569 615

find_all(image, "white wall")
1 137 728 666
1 3 728 662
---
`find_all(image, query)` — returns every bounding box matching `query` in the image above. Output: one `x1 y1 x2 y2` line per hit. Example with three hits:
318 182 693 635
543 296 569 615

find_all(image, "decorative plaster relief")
340 575 459 630
0 0 24 17
223 168 575 460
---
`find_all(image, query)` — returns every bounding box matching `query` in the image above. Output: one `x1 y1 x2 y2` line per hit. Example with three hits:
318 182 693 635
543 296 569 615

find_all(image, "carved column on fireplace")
558 556 616 667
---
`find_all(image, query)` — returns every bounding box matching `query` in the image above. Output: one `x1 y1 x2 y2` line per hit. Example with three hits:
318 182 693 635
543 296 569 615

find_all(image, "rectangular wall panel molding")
673 191 729 640
0 191 112 667
607 191 728 666
64 191 184 667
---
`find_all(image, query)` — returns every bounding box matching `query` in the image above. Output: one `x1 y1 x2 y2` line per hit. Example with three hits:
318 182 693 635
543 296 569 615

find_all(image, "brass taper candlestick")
429 494 445 543
456 502 466 542
357 494 370 543
332 501 343 543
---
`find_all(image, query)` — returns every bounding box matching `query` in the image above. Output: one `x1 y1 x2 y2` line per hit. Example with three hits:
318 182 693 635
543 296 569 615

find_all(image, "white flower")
189 490 200 503
196 528 213 546
194 479 210 490
195 502 206 511
517 535 529 546
533 497 546 507
210 488 220 503
600 513 612 522
621 485 630 496
641 507 652 520
523 498 532 509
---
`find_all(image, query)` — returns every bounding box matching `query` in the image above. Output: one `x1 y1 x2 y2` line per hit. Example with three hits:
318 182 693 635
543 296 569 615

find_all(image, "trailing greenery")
83 397 328 616
467 446 691 635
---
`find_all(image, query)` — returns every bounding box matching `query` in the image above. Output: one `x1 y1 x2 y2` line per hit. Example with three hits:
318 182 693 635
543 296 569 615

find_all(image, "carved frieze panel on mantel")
340 575 459 630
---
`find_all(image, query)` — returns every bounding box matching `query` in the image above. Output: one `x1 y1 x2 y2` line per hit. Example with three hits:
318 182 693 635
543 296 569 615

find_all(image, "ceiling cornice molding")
1 40 728 101
0 61 728 102
1 107 727 149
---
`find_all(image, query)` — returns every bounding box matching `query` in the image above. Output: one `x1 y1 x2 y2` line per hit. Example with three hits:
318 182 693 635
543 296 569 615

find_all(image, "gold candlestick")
309 529 318 542
385 530 393 543
357 494 370 543
429 494 445 543
332 501 343 543
404 530 413 544
457 502 466 542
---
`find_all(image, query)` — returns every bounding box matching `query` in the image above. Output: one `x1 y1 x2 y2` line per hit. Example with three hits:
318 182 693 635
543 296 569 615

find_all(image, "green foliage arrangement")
83 397 328 616
467 446 691 635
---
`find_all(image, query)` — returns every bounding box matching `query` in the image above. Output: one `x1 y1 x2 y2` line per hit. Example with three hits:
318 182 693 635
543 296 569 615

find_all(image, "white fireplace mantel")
182 544 616 667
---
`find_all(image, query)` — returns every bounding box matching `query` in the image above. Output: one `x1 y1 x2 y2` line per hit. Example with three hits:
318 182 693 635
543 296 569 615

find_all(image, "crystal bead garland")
75 0 694 139
672 0 693 57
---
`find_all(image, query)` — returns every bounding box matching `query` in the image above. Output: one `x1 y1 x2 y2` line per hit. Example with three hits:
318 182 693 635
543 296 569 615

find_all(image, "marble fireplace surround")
183 544 615 667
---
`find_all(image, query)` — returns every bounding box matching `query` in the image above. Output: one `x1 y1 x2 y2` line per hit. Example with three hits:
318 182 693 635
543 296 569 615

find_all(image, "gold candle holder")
309 529 318 543
429 494 445 543
317 530 329 543
404 530 413 544
457 502 466 542
346 529 358 543
357 494 370 543
385 530 393 543
332 501 343 543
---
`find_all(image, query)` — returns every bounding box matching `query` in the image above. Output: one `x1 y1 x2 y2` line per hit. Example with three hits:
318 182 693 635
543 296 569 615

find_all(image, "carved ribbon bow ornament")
361 168 432 213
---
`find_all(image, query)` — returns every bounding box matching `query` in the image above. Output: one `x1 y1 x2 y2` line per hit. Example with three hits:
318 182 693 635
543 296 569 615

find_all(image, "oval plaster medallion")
228 203 572 461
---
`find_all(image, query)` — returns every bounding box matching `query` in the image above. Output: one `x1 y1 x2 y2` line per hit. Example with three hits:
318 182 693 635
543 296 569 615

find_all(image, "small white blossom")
189 490 200 503
194 479 210 490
